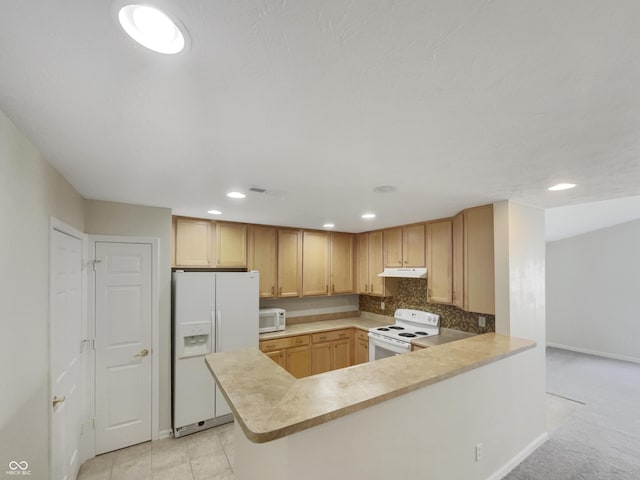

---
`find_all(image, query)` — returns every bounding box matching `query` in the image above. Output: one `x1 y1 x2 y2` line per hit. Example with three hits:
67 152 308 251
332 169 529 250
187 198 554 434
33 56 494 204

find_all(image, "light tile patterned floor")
78 422 235 480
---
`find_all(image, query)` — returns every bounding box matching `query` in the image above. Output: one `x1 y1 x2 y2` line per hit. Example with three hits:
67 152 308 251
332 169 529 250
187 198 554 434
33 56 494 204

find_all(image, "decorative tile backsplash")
359 278 495 334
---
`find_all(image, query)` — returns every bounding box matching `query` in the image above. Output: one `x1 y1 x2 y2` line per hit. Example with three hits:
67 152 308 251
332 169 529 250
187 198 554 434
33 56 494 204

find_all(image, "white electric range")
368 308 440 361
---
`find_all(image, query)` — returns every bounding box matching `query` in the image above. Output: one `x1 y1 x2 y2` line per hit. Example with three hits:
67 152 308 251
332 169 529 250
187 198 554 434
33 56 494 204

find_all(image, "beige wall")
0 110 85 477
84 200 173 433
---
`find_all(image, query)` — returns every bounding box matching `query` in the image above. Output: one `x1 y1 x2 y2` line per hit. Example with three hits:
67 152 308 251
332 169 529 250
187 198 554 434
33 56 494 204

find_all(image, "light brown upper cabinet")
277 229 302 298
463 205 495 315
452 212 464 309
356 234 370 294
383 228 403 267
330 233 354 294
215 221 247 267
356 231 385 296
302 231 330 296
384 224 426 268
248 225 277 298
426 220 453 304
174 217 214 267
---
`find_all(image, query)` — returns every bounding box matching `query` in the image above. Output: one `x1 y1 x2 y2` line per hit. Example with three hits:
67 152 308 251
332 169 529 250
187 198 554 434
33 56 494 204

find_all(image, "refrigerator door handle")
215 309 221 352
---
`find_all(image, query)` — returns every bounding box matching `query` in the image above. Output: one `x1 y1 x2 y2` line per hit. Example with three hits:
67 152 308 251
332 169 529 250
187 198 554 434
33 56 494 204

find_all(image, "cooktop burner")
368 309 440 345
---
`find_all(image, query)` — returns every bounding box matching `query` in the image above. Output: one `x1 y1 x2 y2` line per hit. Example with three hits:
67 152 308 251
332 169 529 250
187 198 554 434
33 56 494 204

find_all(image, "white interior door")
95 241 152 454
50 229 83 480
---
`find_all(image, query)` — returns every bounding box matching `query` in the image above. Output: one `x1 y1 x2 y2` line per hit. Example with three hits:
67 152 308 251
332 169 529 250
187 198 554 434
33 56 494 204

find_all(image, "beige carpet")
505 347 640 480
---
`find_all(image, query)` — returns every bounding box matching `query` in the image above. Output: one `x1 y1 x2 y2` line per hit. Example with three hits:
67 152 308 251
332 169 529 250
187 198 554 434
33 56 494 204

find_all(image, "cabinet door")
248 226 277 298
333 338 352 370
369 231 385 296
311 342 332 375
354 338 369 364
403 224 426 267
302 231 330 296
356 234 369 294
330 233 354 294
265 350 286 368
452 213 464 309
426 220 452 304
383 228 403 267
175 217 213 266
464 205 495 315
286 345 311 378
215 222 247 267
277 229 302 298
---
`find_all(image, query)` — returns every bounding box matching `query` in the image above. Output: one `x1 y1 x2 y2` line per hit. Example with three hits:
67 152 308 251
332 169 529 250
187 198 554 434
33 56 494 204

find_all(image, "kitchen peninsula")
206 333 542 480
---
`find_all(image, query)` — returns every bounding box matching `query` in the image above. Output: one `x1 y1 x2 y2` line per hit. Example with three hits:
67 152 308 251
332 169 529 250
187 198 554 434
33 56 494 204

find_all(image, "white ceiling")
546 195 640 242
1 1 640 233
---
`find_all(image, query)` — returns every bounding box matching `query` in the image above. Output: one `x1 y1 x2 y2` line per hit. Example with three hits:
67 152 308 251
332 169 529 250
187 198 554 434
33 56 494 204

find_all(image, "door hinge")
92 417 96 429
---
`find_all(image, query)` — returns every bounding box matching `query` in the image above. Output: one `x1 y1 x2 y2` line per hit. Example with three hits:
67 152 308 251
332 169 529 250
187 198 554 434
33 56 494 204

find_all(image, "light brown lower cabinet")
354 329 369 364
311 329 353 375
259 335 311 378
411 344 426 351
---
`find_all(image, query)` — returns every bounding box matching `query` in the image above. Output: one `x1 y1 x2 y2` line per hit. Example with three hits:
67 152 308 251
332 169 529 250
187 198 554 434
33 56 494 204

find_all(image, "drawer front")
355 329 369 342
260 335 310 352
312 329 352 344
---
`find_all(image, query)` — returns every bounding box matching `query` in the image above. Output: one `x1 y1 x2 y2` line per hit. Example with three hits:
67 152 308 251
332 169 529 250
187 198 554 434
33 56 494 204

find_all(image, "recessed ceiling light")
548 183 577 191
323 223 335 228
207 209 222 215
361 213 376 219
118 4 186 54
227 192 246 199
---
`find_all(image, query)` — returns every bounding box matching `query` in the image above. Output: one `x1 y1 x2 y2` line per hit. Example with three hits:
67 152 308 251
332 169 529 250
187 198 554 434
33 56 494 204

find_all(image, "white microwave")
259 308 286 333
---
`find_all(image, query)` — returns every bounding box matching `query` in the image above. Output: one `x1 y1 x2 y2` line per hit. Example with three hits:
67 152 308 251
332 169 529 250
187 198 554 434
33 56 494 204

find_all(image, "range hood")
377 267 427 278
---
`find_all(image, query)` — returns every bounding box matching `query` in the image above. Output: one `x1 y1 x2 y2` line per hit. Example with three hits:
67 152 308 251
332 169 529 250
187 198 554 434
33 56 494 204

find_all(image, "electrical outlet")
478 316 486 328
475 443 483 462
380 301 385 310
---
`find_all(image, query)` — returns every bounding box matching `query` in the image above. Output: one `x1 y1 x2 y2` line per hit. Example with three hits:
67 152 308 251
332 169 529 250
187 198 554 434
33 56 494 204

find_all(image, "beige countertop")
206 333 535 444
258 316 388 339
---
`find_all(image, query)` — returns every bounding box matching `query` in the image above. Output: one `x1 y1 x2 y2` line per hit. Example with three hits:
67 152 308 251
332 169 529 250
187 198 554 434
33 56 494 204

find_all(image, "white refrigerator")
172 270 259 437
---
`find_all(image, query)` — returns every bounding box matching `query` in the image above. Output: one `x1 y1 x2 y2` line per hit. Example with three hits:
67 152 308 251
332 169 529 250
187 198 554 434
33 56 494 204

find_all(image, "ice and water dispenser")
177 321 211 358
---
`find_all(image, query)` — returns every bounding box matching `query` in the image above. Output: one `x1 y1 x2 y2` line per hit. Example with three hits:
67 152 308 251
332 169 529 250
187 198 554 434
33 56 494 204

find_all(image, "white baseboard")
158 429 173 440
547 343 640 365
486 432 548 480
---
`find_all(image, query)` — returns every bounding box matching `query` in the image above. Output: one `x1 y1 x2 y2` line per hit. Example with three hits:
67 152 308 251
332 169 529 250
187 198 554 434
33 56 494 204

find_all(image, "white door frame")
88 235 160 454
49 217 88 479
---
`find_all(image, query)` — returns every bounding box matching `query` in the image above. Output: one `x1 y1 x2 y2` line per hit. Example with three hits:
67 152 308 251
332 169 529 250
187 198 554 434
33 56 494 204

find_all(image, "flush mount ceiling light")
361 213 376 219
323 223 335 228
548 183 577 191
117 4 187 54
207 209 222 215
373 185 397 194
227 191 246 199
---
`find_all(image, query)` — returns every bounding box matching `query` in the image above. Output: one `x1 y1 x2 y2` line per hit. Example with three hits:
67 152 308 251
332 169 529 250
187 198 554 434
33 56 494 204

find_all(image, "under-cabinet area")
172 202 496 314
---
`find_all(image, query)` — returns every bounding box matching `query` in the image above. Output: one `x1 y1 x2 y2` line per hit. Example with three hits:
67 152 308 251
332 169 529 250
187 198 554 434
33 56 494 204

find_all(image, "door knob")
134 348 150 357
52 395 65 407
